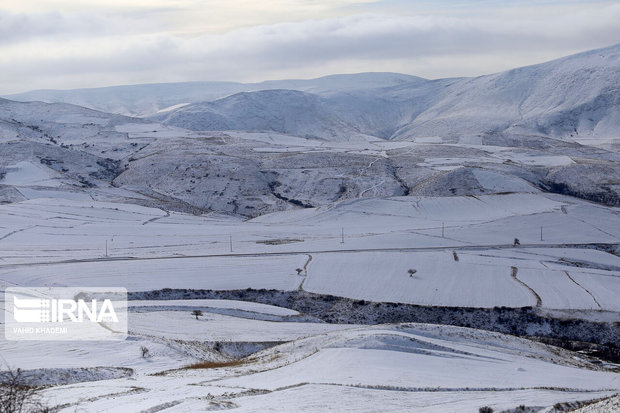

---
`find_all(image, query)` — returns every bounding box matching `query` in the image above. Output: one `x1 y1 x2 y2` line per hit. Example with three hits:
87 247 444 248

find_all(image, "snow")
114 123 160 133
14 323 614 412
129 311 354 342
304 251 534 307
4 73 419 117
140 43 620 142
0 194 618 310
505 154 575 167
0 191 616 412
0 44 619 412
14 187 93 201
7 45 616 143
154 103 191 113
470 169 538 193
0 194 618 411
0 255 305 292
4 88 618 217
0 161 62 187
571 395 620 413
128 299 299 317
569 271 620 312
229 386 616 413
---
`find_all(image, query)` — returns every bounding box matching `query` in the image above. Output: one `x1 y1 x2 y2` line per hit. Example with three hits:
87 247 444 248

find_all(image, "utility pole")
229 235 233 252
105 240 108 257
442 222 445 238
341 227 344 244
540 226 543 241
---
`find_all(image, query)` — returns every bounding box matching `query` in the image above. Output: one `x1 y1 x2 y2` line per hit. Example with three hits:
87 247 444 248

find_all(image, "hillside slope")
147 44 620 142
396 43 620 140
150 89 372 141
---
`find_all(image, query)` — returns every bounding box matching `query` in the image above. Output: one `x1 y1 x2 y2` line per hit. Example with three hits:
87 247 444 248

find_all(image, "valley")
0 44 619 412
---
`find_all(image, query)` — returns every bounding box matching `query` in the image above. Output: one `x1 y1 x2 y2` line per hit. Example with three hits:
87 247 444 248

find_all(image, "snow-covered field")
0 192 618 411
1 193 618 310
7 321 619 412
1 44 619 411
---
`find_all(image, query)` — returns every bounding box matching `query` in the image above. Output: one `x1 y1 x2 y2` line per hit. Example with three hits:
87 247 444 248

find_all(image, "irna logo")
5 287 127 341
13 295 119 323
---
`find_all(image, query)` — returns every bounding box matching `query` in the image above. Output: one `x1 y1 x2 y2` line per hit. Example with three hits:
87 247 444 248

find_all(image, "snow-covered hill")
7 44 620 144
9 45 618 144
144 44 620 143
1 96 619 215
396 43 620 141
150 89 373 141
1 45 619 215
4 73 418 117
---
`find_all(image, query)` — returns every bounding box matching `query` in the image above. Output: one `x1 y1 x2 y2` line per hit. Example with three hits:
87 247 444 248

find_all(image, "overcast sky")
1 0 619 94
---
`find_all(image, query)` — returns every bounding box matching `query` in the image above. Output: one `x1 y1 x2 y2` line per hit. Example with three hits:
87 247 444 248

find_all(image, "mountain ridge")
147 43 620 141
1 44 619 216
4 72 420 117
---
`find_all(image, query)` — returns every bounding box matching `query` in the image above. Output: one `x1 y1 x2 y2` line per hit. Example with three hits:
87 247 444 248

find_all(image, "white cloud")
1 1 619 93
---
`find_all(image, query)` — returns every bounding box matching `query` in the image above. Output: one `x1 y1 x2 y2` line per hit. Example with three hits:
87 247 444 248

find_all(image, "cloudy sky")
1 0 619 94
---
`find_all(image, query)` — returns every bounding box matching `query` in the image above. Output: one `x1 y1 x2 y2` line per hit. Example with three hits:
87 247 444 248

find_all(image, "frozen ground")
0 192 618 411
0 44 619 412
8 44 619 144
2 320 618 412
0 193 618 311
2 89 620 218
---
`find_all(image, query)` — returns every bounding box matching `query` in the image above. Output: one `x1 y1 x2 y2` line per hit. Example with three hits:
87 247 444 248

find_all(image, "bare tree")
0 366 48 413
191 310 203 320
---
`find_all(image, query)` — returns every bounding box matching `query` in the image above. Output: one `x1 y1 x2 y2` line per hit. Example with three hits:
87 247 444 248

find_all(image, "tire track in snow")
273 382 616 394
0 242 616 270
298 254 313 291
357 156 382 177
573 217 620 241
0 225 36 241
142 210 171 225
360 180 386 196
510 266 542 307
564 270 602 309
50 387 149 412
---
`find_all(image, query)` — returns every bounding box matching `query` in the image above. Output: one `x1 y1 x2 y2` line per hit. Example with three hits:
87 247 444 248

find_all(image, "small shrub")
185 360 244 369
191 310 203 320
479 407 494 413
0 366 48 413
408 269 417 277
453 251 459 261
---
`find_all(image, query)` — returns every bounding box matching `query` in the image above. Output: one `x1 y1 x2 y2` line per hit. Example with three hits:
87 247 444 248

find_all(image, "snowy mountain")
396 43 620 140
7 44 619 144
4 72 418 117
1 44 619 215
150 43 620 142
